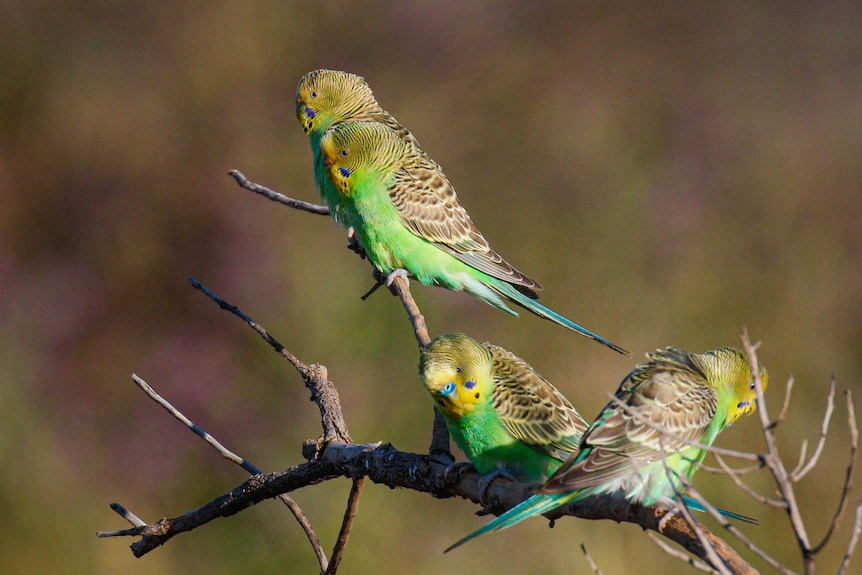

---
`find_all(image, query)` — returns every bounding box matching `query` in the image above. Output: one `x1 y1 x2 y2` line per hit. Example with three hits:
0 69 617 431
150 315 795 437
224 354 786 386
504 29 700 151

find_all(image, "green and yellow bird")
317 118 628 355
296 69 418 224
445 346 767 552
420 333 589 486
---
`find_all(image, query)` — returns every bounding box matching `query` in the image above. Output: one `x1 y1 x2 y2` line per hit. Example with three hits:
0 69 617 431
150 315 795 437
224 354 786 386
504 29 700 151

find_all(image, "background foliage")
2 2 860 573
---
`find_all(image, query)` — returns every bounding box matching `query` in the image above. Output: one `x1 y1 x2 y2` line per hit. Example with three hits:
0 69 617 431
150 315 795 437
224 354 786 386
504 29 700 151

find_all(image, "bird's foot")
360 268 387 301
477 469 517 508
346 227 367 259
657 506 679 534
443 461 474 484
385 268 410 288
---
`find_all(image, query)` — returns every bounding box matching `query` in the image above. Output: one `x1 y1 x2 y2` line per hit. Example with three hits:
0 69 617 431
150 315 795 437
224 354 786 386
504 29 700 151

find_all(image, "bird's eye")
310 91 318 98
455 367 462 373
340 149 349 158
441 382 456 396
749 381 756 390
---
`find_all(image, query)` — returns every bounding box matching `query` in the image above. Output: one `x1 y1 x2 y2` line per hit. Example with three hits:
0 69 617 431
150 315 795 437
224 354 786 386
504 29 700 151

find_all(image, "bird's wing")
387 156 541 292
487 343 587 460
541 348 717 493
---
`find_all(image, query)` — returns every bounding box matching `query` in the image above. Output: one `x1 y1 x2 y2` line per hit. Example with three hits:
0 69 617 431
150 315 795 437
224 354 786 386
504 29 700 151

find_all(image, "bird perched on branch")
420 333 588 491
296 69 418 225
311 110 627 354
445 346 767 552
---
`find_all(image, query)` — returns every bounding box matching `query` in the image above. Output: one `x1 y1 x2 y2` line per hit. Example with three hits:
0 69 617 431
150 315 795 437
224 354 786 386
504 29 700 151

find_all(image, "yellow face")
295 69 375 135
729 361 769 425
319 121 403 197
419 334 493 419
423 365 487 419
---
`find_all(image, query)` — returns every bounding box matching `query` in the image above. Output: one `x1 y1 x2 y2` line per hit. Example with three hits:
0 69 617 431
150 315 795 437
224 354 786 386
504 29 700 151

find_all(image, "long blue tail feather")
493 282 630 356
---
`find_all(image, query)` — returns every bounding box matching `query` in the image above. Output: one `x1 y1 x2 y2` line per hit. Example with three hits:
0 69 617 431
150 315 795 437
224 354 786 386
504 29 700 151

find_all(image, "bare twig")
741 331 812 573
674 495 733 575
791 377 836 481
128 373 329 571
104 459 340 557
698 461 764 476
229 169 330 215
387 273 430 349
711 454 785 508
373 272 451 460
647 531 721 574
769 375 795 430
580 543 605 575
190 277 351 450
682 483 795 575
99 503 146 532
838 497 862 575
326 477 366 575
810 389 857 555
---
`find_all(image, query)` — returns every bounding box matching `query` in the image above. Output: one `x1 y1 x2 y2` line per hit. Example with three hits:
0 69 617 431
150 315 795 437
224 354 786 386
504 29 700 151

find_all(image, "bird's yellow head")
295 69 379 136
696 347 769 425
419 334 494 419
319 121 406 197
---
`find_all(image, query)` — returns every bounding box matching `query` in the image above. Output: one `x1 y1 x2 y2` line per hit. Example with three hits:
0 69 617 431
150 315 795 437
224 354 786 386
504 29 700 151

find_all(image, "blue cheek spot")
338 167 351 178
464 380 477 390
441 382 456 396
737 401 749 409
304 107 316 118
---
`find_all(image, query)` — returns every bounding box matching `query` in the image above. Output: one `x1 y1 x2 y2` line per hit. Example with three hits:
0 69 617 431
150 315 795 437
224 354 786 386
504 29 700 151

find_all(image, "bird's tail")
493 282 630 356
680 496 759 525
444 492 574 553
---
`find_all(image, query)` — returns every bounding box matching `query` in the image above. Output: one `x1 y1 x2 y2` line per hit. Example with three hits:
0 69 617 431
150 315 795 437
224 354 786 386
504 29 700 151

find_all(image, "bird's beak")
323 156 333 168
295 95 303 107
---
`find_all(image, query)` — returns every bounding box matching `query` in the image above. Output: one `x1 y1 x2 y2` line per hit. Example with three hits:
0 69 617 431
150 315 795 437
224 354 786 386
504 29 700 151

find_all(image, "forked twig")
740 331 812 560
102 374 331 571
791 377 836 481
769 375 795 430
711 453 785 508
191 277 351 449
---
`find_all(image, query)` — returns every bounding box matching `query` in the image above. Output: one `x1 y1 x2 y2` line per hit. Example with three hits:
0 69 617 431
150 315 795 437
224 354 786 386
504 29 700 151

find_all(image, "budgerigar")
420 333 588 485
446 346 768 552
318 119 628 355
296 69 416 224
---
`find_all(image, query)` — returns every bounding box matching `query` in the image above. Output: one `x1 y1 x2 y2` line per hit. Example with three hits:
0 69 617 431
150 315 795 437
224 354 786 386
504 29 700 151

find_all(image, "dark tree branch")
125 374 329 570
96 174 862 575
190 277 351 451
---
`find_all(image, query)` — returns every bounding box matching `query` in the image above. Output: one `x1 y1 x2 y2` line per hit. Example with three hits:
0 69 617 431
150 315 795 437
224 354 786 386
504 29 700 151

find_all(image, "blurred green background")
2 2 860 573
